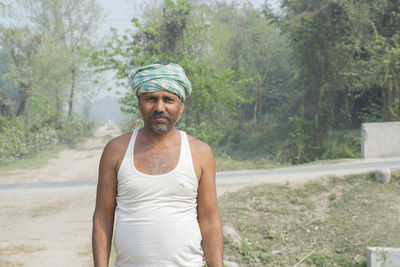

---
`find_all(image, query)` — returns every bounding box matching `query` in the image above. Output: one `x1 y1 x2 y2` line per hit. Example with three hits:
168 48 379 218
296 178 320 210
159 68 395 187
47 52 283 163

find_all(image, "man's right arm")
92 140 118 267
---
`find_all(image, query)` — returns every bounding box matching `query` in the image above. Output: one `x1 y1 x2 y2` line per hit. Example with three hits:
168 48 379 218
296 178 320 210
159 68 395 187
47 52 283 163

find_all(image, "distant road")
1 157 399 192
216 157 400 184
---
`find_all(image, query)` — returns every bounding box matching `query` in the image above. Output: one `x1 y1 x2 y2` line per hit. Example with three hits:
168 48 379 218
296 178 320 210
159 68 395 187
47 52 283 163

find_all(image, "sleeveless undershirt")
114 129 204 266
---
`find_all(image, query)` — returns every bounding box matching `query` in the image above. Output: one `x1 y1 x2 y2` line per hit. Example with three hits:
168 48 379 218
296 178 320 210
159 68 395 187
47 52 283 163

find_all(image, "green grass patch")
0 131 93 172
0 144 67 172
219 173 400 266
215 153 284 172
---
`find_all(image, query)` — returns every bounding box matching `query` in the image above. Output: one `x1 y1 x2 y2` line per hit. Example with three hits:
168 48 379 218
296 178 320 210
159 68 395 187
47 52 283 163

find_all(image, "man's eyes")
144 97 175 102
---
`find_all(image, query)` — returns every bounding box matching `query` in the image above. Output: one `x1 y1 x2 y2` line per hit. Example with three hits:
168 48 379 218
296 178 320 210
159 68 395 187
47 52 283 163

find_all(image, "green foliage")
268 0 400 163
321 130 361 160
0 116 93 165
278 0 356 161
88 0 399 164
0 90 13 116
55 118 94 144
117 118 143 134
357 99 383 123
24 0 103 118
214 152 279 172
91 0 250 146
285 103 315 163
0 0 103 166
1 0 399 167
195 2 299 157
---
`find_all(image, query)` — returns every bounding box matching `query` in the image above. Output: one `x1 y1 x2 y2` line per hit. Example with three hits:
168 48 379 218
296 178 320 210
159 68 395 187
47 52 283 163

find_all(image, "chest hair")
134 142 180 175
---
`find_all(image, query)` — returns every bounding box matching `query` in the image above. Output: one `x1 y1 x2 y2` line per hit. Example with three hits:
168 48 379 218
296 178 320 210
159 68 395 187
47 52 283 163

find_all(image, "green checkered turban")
130 63 192 101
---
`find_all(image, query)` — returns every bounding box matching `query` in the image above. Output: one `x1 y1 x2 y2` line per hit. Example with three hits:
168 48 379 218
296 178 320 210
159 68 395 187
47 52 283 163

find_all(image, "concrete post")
361 122 400 158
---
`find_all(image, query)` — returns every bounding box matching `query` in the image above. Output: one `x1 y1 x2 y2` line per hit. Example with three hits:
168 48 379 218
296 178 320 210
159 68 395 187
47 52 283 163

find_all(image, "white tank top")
114 129 204 267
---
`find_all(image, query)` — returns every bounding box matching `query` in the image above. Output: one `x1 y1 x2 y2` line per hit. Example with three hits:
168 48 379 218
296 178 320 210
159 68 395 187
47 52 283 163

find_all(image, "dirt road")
1 124 399 266
0 123 120 267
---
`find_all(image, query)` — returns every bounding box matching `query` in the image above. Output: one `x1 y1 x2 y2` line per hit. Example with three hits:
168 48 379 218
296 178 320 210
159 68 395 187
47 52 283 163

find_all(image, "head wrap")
130 63 192 101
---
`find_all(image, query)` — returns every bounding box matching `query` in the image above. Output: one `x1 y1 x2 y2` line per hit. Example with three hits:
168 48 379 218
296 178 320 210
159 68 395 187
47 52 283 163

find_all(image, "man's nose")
154 99 165 112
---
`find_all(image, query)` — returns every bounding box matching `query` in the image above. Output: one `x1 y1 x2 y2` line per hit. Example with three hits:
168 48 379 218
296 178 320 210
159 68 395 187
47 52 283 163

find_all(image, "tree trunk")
253 96 258 122
23 96 30 129
253 83 262 123
68 67 76 118
55 94 62 126
258 88 262 124
17 83 29 117
381 85 393 121
16 97 25 117
16 83 30 128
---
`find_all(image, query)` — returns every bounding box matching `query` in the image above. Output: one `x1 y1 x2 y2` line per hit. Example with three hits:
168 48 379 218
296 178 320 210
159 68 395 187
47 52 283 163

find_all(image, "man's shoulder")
108 131 132 147
186 133 213 157
186 133 216 181
103 131 133 157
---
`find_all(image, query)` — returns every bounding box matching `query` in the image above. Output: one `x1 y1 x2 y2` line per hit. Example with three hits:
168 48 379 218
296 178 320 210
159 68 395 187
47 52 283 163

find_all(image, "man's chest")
134 145 180 175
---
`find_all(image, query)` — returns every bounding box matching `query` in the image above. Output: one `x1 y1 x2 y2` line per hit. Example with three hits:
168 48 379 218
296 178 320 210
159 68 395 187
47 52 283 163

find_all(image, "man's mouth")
152 117 167 122
150 115 169 123
149 112 169 122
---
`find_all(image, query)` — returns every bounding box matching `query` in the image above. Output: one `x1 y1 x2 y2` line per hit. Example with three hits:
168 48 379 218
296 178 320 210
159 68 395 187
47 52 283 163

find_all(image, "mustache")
149 111 169 119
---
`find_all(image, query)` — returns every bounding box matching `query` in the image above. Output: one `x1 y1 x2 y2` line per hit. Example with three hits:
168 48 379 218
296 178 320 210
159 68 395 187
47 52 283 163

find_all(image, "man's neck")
140 127 179 146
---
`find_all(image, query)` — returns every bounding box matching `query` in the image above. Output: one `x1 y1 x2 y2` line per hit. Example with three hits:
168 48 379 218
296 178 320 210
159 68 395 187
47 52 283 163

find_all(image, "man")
92 62 223 266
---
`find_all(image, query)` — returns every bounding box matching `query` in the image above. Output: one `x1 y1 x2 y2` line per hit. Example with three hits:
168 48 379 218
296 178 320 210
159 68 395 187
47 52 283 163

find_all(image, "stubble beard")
149 122 172 133
148 111 180 133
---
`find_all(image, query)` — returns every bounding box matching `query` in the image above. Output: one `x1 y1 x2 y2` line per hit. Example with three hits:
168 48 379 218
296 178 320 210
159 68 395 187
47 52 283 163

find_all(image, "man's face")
138 90 184 133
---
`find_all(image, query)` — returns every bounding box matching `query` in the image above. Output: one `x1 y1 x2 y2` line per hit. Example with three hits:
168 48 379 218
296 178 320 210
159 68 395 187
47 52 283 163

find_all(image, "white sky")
97 0 280 35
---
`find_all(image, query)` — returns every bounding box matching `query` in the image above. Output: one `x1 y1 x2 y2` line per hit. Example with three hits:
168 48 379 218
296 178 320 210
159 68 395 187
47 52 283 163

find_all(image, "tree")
22 0 102 117
0 90 12 117
92 0 249 145
0 25 72 127
0 49 17 115
0 26 41 125
367 0 400 121
209 3 295 123
0 1 13 16
267 0 400 162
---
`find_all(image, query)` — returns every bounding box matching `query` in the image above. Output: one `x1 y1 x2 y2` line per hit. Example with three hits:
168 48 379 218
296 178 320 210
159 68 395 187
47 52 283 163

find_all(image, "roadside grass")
0 131 97 172
215 154 283 172
215 155 364 172
0 145 67 172
219 172 400 266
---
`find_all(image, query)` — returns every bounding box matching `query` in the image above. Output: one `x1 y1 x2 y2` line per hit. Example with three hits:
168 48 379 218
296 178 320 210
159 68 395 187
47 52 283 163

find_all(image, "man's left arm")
197 144 223 267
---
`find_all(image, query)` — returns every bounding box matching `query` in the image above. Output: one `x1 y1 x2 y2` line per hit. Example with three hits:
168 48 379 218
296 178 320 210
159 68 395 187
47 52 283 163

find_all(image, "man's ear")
179 101 185 114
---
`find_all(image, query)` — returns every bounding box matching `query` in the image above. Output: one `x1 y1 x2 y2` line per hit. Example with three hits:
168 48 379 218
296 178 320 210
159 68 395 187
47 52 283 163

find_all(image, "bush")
117 117 143 134
321 130 361 160
56 118 94 144
0 116 94 165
